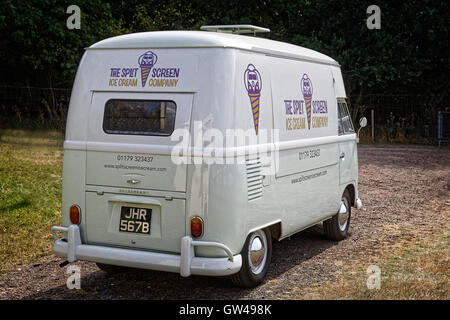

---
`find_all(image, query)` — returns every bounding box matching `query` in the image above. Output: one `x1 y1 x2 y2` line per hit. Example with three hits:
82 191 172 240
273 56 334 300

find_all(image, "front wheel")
230 228 272 288
323 190 352 241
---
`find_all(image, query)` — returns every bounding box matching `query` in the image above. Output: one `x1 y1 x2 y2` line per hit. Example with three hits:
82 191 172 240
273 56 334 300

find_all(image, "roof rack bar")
200 25 270 36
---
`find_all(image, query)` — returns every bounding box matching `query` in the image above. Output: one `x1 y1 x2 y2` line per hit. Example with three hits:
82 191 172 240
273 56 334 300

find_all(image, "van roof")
88 31 339 66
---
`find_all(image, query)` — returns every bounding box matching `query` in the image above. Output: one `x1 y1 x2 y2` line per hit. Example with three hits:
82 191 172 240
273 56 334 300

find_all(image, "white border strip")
64 134 356 157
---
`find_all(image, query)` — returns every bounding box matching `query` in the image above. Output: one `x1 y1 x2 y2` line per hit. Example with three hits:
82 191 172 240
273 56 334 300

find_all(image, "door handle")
340 152 345 159
126 179 141 184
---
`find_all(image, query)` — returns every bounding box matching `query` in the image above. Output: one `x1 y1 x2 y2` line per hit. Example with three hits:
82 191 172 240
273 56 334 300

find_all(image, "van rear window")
103 99 176 136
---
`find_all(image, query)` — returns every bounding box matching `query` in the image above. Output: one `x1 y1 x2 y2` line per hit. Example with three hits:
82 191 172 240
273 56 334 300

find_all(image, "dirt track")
0 145 449 300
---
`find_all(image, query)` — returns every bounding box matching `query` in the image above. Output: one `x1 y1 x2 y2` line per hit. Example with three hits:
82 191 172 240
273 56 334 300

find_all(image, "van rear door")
84 92 192 252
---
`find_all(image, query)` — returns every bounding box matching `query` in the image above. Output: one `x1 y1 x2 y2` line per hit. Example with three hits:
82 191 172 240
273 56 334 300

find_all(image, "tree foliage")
0 0 448 101
0 0 126 87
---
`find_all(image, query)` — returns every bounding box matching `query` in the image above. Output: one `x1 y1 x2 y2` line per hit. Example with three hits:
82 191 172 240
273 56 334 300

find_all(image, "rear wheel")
323 190 352 241
230 228 272 288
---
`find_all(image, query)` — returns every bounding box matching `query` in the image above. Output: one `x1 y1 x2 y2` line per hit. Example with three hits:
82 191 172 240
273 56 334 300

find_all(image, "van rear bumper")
51 225 242 277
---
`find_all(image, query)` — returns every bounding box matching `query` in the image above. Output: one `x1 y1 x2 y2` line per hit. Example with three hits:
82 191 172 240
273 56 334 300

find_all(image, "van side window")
337 100 354 135
103 99 176 136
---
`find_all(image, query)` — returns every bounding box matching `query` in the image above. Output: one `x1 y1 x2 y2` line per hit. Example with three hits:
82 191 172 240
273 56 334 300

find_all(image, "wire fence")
0 85 70 131
348 94 448 144
0 86 448 145
437 111 450 146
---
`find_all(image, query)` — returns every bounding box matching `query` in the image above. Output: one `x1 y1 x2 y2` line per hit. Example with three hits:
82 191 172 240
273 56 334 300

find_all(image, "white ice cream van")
52 25 365 287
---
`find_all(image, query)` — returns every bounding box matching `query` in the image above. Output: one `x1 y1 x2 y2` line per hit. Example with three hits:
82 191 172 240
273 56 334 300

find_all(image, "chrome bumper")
51 225 241 277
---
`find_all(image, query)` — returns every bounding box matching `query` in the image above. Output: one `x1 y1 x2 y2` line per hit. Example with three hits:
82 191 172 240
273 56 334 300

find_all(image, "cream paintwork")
54 31 360 277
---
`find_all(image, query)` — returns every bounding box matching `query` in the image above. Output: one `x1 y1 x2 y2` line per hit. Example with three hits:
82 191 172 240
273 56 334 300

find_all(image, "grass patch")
294 231 449 300
0 129 64 146
0 142 63 273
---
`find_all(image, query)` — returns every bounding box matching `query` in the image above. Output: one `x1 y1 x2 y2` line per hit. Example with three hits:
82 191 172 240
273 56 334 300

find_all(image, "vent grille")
246 157 263 201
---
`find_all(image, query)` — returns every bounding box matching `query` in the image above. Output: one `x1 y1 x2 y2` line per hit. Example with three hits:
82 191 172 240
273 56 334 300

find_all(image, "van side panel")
232 51 283 251
192 161 249 257
233 52 342 239
271 56 342 236
187 50 251 257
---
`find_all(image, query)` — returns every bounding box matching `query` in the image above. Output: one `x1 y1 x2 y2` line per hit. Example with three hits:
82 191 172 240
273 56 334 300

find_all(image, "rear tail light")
70 205 81 224
190 217 203 238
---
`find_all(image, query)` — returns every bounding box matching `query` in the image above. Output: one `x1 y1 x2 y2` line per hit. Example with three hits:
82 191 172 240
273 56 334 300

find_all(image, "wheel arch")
344 183 356 207
246 220 282 243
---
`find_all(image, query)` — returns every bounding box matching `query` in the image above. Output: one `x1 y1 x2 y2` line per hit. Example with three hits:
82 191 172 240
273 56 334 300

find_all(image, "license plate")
119 206 152 234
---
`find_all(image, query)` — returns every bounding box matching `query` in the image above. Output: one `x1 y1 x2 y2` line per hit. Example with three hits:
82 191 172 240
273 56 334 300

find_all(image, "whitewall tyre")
230 228 272 288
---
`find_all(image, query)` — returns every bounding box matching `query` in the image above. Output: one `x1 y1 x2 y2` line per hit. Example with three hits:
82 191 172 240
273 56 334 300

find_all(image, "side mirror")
357 117 367 143
359 117 368 128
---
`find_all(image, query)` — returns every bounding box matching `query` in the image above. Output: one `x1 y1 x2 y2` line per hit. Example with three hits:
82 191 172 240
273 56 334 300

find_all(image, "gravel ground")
1 145 449 300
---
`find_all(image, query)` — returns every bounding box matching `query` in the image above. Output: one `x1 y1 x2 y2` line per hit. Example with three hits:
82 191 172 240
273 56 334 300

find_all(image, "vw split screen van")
52 25 364 287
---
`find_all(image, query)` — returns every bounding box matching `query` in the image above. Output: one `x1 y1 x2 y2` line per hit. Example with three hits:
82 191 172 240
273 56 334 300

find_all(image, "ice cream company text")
108 51 180 88
284 74 329 131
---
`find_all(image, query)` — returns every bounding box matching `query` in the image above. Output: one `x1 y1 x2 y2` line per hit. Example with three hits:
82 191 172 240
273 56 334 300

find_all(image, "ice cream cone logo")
244 64 262 135
301 74 313 129
138 51 158 87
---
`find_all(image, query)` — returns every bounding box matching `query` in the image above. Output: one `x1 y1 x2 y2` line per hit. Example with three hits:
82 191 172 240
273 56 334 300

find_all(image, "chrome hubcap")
338 199 349 232
248 230 267 275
